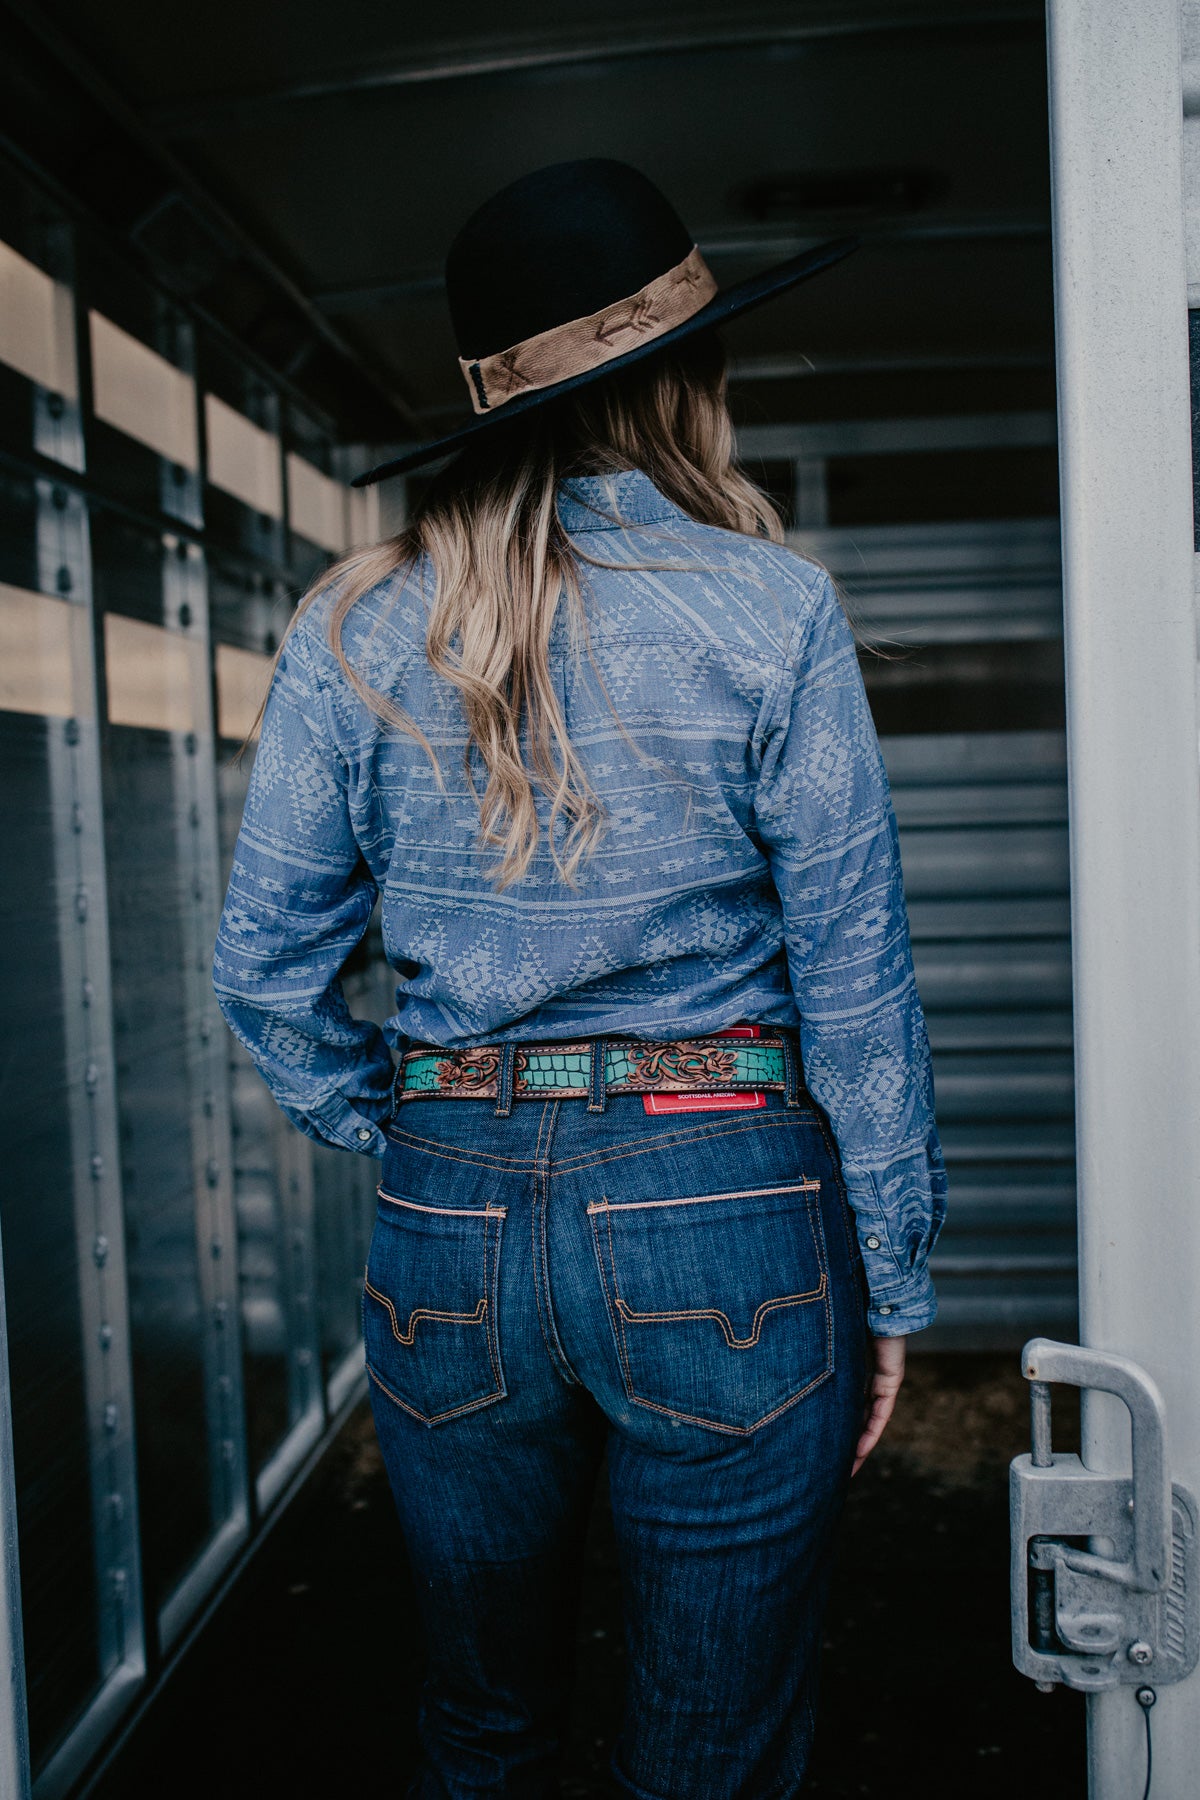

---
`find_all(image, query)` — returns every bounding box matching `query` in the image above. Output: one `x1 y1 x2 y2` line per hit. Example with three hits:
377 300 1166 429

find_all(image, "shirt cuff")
311 1089 390 1158
863 1262 938 1336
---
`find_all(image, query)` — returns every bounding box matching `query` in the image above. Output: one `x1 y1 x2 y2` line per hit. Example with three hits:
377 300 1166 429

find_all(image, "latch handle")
1023 1337 1172 1593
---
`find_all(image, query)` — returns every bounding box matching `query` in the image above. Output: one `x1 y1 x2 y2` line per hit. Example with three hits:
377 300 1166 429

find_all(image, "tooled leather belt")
396 1034 792 1103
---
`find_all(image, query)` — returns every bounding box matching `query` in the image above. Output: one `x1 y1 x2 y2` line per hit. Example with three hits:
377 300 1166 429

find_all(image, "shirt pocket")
588 1179 831 1435
363 1189 507 1426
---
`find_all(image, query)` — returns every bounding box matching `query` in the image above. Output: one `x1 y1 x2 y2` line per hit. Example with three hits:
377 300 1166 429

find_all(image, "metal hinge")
1010 1337 1199 1693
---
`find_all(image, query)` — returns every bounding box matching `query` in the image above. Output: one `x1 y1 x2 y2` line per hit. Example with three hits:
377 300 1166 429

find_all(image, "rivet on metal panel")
81 977 93 1005
98 1324 113 1350
205 1158 220 1187
75 886 88 922
109 1568 127 1598
92 1235 108 1268
90 1153 103 1180
85 1061 98 1091
103 1403 119 1433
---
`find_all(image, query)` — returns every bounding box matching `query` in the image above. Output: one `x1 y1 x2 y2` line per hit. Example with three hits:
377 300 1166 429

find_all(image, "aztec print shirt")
214 469 947 1334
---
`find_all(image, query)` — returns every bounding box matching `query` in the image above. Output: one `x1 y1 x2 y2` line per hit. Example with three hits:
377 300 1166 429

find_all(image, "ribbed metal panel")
801 517 1065 642
883 729 1076 1347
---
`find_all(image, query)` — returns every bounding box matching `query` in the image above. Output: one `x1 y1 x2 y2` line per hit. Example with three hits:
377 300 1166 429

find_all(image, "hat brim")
351 234 860 486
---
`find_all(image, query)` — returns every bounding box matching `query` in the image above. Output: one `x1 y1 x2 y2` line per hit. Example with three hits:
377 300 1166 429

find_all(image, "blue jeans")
365 1083 869 1799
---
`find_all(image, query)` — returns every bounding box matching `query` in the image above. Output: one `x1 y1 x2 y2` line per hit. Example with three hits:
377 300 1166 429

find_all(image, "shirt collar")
556 469 689 533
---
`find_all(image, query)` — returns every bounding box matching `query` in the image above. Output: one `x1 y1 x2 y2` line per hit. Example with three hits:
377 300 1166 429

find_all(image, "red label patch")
642 1090 766 1115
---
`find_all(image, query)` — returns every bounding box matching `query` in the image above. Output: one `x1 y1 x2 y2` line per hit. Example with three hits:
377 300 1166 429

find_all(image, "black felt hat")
352 159 858 486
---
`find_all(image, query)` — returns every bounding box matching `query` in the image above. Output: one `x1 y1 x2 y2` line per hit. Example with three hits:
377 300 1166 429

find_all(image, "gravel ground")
90 1354 1085 1799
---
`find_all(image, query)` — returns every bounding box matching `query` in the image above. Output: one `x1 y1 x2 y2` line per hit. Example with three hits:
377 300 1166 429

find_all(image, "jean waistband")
395 1031 805 1119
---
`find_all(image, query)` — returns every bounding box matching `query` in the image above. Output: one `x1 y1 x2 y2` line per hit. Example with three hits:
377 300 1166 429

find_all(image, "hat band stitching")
458 245 717 416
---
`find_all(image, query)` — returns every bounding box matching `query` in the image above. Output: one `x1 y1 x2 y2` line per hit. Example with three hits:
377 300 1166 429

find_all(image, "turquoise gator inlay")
398 1038 787 1101
402 1060 451 1094
518 1049 593 1090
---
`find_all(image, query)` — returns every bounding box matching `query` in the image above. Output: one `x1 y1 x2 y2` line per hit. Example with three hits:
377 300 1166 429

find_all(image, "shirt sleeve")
754 570 948 1334
212 618 394 1157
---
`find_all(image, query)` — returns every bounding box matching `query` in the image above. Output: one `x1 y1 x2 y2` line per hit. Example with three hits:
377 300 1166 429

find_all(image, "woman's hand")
852 1334 907 1476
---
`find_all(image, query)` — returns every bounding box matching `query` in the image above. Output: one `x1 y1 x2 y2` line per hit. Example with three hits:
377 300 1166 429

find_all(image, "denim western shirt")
214 469 947 1333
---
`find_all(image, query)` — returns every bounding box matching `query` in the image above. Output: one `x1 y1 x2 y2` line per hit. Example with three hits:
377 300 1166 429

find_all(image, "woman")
215 159 946 1799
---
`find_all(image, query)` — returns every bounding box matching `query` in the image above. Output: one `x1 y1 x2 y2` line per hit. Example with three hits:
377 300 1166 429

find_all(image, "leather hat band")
458 244 718 415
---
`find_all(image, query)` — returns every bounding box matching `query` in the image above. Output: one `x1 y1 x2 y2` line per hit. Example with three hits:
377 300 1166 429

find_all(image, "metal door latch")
1010 1337 1199 1693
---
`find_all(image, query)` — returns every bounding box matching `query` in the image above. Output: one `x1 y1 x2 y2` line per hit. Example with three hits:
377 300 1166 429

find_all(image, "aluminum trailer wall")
0 148 387 1796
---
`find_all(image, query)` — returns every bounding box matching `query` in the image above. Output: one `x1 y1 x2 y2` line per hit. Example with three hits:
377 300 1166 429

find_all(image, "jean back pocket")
364 1189 506 1426
589 1179 831 1434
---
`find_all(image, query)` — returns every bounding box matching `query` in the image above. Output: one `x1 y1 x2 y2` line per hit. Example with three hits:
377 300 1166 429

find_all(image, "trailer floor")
88 1354 1085 1798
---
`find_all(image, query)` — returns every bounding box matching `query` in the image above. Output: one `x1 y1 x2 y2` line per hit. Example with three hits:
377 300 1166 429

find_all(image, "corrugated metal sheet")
802 517 1064 642
885 727 1075 1346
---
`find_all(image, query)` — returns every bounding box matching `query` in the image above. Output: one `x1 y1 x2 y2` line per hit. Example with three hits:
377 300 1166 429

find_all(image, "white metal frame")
1047 0 1200 1791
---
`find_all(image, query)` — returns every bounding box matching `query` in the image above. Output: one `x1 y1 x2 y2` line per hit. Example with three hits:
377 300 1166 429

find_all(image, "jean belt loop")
494 1044 517 1119
782 1032 804 1110
587 1038 608 1114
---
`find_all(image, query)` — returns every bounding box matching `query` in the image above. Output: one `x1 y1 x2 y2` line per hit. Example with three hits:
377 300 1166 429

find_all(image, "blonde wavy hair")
272 333 785 887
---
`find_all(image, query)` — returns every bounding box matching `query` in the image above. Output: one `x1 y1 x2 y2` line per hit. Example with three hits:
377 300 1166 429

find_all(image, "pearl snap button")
866 1236 881 1250
355 1127 372 1142
878 1304 893 1316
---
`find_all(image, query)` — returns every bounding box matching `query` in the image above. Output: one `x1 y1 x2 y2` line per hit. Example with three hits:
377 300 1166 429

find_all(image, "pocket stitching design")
613 1278 826 1350
364 1278 488 1346
592 1181 834 1434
